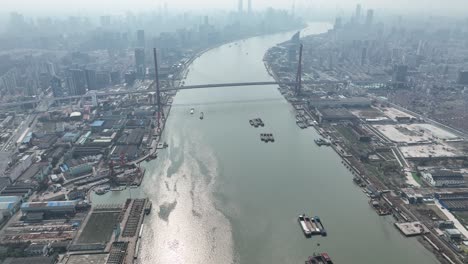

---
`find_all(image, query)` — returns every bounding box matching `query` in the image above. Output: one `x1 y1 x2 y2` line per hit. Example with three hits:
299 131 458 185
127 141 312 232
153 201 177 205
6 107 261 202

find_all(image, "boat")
304 216 320 234
305 253 334 264
190 108 194 114
144 201 152 215
249 120 255 126
298 214 312 237
313 217 327 237
94 187 109 195
200 112 204 120
314 139 331 146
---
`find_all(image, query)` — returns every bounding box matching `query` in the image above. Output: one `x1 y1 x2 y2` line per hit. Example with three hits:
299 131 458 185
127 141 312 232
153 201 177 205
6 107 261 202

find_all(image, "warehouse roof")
91 120 105 127
21 200 77 209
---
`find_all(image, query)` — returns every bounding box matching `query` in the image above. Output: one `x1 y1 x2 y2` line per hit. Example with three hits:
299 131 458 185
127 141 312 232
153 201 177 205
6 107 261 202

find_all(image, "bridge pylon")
153 48 162 128
295 44 303 96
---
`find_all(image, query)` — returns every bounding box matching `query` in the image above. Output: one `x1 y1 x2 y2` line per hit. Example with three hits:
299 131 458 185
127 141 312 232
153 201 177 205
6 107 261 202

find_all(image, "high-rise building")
248 0 252 14
51 76 63 97
0 69 18 95
334 17 342 30
110 71 121 85
238 0 243 13
135 48 146 79
137 30 145 48
124 71 136 85
366 9 374 26
355 4 362 21
85 69 97 90
67 69 87 96
96 72 111 88
393 65 408 84
458 71 468 85
361 47 367 66
46 62 56 76
100 16 111 27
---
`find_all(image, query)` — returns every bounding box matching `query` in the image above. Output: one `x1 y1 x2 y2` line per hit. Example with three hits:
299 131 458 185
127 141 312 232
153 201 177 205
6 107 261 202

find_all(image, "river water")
92 22 440 264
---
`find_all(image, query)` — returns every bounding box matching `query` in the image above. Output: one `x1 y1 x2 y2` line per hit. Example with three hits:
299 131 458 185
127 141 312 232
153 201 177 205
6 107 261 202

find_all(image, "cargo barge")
313 217 327 237
298 214 312 237
305 253 333 264
298 214 327 237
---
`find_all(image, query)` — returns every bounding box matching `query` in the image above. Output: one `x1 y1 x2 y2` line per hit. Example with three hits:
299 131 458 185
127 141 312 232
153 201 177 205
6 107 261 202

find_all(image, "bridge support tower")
295 44 303 96
153 48 162 128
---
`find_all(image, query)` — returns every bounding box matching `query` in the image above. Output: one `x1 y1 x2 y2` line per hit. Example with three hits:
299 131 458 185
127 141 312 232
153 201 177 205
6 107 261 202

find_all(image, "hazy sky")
3 0 467 15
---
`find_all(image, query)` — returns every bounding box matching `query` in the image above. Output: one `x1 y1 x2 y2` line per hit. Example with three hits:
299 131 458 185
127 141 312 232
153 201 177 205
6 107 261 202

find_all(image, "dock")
395 221 429 237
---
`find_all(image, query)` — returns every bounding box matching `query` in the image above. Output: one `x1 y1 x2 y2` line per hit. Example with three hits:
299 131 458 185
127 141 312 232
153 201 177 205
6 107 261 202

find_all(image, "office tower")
248 0 252 14
85 69 97 90
238 0 243 13
355 4 362 21
366 9 374 26
67 69 87 96
137 30 145 48
204 16 209 25
135 48 146 79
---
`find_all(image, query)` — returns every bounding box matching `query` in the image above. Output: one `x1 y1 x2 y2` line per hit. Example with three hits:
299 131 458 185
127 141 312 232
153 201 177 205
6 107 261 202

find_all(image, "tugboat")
190 108 194 114
200 112 204 120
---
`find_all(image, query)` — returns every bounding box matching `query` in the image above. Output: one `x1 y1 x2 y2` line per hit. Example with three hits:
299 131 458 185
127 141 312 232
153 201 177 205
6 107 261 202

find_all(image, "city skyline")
1 0 467 16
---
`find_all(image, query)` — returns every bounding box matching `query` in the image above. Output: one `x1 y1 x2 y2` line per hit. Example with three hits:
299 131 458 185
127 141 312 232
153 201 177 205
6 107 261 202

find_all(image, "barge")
298 214 327 237
249 118 264 127
313 217 327 237
305 253 333 264
260 133 275 143
298 214 312 237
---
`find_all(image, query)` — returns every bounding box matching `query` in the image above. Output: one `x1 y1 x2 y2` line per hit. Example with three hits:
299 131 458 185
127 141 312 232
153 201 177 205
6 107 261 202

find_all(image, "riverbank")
263 31 458 264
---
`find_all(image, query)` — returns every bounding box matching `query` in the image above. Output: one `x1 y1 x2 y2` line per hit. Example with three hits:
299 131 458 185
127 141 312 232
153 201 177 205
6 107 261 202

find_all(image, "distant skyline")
2 0 467 16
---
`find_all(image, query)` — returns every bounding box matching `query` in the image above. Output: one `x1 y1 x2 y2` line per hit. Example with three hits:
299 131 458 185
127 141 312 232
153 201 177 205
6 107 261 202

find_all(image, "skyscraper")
135 48 146 79
137 30 145 48
85 69 97 90
355 4 362 21
238 0 243 13
366 9 374 26
248 0 252 14
51 76 63 97
67 69 87 96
